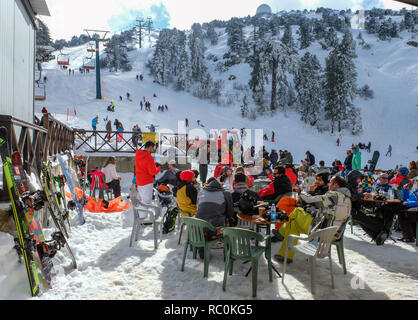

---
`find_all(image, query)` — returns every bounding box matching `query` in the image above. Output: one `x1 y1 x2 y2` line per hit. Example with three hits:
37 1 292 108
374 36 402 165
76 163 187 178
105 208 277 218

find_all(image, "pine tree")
248 50 266 106
226 18 246 66
325 27 338 49
378 19 392 41
36 19 51 46
189 23 207 82
206 24 219 45
150 30 171 84
299 20 313 49
175 49 191 91
294 52 323 125
241 95 249 117
324 31 358 133
265 40 296 111
281 24 296 53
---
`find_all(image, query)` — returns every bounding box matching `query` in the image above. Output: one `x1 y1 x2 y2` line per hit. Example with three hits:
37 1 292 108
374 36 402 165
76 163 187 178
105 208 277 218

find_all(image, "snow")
1 12 418 300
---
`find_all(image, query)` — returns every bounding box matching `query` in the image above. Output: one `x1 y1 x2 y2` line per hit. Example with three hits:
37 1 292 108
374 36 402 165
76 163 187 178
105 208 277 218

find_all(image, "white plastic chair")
129 192 163 250
282 226 339 294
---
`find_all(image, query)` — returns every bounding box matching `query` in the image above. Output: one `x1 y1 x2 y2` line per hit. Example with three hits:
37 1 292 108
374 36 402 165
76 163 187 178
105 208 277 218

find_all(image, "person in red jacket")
258 166 292 200
285 165 297 186
134 141 161 218
390 167 413 190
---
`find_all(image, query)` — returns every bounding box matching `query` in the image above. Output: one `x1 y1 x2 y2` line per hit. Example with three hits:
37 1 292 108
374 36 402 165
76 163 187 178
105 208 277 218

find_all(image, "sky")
41 0 415 41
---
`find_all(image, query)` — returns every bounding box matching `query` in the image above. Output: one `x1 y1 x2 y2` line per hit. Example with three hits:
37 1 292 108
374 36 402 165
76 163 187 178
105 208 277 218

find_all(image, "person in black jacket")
232 173 262 217
347 170 391 245
343 149 353 177
258 166 292 200
308 172 329 196
305 151 315 166
270 149 279 167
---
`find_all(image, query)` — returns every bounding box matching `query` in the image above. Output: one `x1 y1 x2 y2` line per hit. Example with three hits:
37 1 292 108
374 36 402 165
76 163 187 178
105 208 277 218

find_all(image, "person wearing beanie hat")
40 107 50 127
390 167 413 190
177 170 198 216
308 172 329 196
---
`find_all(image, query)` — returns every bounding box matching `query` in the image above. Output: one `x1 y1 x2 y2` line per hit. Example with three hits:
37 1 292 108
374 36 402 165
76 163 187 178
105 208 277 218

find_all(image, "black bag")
162 207 179 234
238 191 259 215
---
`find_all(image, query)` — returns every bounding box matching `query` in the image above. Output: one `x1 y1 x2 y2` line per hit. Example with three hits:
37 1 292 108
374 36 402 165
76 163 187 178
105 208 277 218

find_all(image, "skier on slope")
140 101 143 110
337 137 340 146
119 96 123 101
127 92 131 100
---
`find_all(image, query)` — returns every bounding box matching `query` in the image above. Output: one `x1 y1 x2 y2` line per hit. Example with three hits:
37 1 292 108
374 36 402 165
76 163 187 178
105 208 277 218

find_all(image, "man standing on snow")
135 141 161 218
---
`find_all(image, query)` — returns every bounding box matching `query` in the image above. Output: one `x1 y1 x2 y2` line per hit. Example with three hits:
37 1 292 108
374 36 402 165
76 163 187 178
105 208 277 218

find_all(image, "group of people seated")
154 156 418 263
92 142 418 266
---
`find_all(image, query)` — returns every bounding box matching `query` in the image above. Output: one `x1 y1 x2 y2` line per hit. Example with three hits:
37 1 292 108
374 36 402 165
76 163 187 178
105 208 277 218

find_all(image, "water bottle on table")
270 204 276 223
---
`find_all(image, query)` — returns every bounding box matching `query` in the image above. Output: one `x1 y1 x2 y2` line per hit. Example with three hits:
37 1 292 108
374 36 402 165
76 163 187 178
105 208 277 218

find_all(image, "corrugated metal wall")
0 0 35 124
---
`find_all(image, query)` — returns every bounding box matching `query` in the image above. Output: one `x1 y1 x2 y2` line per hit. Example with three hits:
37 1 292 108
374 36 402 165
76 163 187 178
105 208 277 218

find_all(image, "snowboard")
0 127 44 296
57 154 86 225
368 151 380 172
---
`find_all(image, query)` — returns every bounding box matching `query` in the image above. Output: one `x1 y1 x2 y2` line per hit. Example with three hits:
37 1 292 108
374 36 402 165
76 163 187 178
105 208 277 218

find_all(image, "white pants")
137 183 154 219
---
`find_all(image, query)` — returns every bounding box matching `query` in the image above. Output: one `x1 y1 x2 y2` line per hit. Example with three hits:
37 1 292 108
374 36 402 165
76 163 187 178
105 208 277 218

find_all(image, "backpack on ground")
162 206 179 234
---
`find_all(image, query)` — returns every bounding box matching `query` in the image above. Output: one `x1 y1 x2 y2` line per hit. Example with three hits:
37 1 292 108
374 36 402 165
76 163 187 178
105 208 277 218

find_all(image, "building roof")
394 0 418 6
29 0 50 16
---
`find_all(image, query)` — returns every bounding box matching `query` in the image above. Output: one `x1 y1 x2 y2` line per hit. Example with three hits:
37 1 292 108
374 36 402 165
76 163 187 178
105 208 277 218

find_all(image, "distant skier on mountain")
165 105 168 111
337 137 340 146
69 68 71 75
140 101 143 110
153 93 157 98
271 131 275 142
119 96 123 101
140 75 143 81
386 144 392 157
185 118 189 127
136 75 139 80
127 92 130 100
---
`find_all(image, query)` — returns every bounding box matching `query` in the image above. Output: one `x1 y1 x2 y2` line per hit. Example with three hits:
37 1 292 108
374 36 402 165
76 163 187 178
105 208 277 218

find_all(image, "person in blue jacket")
92 115 99 131
397 184 418 242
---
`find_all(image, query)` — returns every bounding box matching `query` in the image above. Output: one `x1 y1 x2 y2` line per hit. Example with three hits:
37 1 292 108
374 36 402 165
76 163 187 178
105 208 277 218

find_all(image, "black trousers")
398 209 418 239
107 179 121 198
352 203 402 237
199 163 208 184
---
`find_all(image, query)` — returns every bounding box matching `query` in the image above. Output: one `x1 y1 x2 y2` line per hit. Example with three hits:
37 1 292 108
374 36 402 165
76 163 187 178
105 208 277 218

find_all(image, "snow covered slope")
36 21 418 170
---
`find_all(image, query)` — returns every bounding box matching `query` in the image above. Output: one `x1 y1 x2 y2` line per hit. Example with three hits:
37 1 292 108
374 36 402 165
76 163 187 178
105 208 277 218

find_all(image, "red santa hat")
41 107 48 114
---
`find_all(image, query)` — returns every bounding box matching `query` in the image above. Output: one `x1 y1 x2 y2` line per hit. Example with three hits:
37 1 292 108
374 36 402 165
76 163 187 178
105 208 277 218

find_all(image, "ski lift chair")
282 226 339 294
34 83 46 101
129 191 163 250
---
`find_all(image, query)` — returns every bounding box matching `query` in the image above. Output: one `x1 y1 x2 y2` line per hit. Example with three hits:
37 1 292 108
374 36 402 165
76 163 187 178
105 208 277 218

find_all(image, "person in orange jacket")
134 141 161 218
